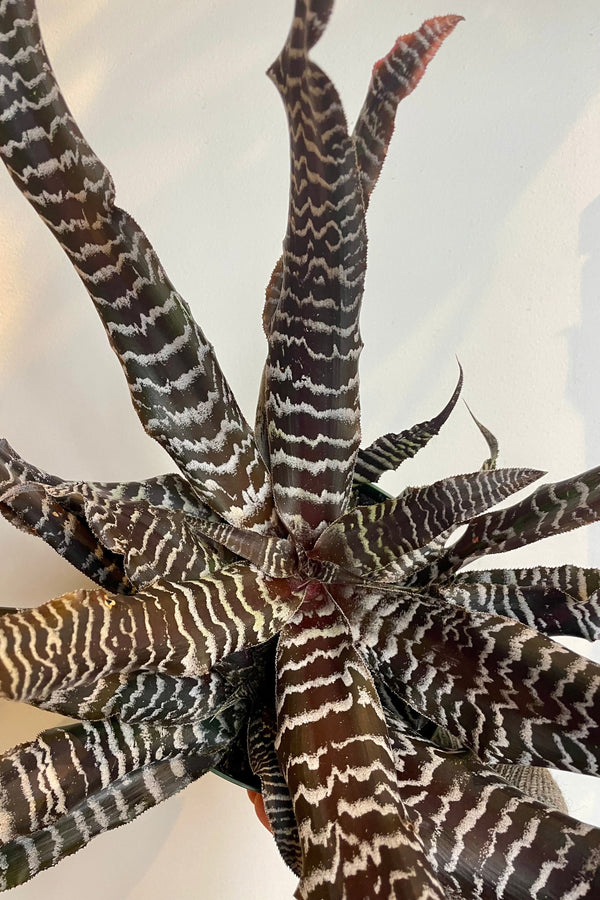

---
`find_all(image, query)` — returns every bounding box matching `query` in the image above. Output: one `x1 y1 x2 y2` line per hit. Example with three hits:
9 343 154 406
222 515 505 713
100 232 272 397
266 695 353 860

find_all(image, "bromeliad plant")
0 0 600 897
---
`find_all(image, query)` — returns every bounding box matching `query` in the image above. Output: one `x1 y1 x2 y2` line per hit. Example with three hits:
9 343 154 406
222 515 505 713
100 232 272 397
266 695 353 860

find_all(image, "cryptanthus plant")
0 0 600 897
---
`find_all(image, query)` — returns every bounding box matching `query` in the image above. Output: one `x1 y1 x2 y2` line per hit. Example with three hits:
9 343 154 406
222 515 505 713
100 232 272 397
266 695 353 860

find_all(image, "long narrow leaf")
442 577 600 641
446 466 600 569
276 588 446 900
264 0 366 545
248 702 301 876
48 486 226 587
0 564 300 703
352 16 463 204
334 585 600 773
313 467 542 575
0 0 276 532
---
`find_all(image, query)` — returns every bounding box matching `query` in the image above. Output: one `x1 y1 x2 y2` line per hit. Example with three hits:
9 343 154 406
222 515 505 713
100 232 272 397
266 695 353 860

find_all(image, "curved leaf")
264 0 366 545
354 365 463 485
335 585 600 774
0 0 276 532
313 467 543 575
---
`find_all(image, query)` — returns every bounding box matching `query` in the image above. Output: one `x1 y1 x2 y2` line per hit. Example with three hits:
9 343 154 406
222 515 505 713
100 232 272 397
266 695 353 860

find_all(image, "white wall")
0 1 599 897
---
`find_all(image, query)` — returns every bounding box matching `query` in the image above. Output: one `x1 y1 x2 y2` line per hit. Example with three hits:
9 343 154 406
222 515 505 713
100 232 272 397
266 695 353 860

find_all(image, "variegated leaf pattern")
1 0 600 897
442 570 600 640
248 703 302 876
0 482 131 593
0 442 131 591
354 366 463 485
275 590 446 900
0 757 206 891
264 0 366 546
192 519 298 578
438 466 600 573
335 585 600 772
32 648 259 725
0 566 300 704
0 705 244 891
352 16 463 205
382 703 600 900
259 16 461 467
0 0 276 533
49 487 226 587
313 467 542 575
432 721 568 811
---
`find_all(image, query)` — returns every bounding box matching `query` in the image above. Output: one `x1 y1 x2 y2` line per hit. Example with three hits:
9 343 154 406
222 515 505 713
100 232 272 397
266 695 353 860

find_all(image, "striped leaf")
0 0 276 532
354 365 463 485
275 590 446 900
0 757 206 891
444 466 600 570
247 702 301 876
383 705 600 900
334 585 600 773
192 519 298 578
34 650 259 725
353 16 463 204
258 16 460 493
49 486 226 587
0 707 243 890
313 468 543 575
0 565 300 704
264 0 367 546
0 482 131 593
443 565 600 640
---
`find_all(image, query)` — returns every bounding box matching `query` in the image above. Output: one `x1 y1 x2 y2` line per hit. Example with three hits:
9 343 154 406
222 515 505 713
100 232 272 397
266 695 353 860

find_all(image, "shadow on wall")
569 194 600 566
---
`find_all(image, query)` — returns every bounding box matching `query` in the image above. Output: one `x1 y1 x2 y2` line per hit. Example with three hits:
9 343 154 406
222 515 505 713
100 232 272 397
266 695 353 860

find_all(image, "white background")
0 1 600 897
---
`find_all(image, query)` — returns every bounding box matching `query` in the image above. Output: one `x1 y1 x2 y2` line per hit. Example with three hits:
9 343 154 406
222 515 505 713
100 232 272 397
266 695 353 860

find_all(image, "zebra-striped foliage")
0 0 599 897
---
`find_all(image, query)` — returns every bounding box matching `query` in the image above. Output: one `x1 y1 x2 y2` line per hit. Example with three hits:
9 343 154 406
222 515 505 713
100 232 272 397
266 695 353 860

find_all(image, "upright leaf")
265 0 367 545
352 16 463 204
0 0 276 532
